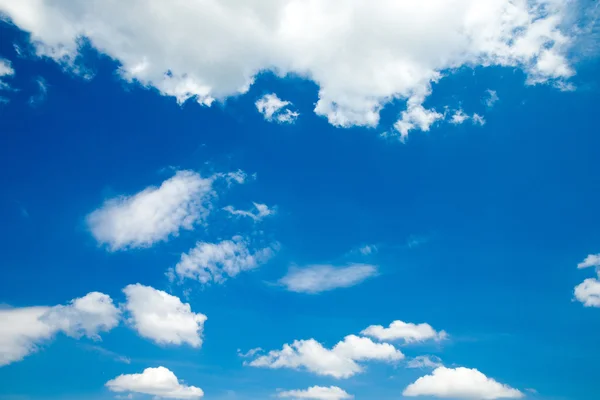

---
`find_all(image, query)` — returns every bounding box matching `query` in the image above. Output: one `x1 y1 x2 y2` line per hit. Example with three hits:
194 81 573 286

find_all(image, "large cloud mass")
0 0 583 138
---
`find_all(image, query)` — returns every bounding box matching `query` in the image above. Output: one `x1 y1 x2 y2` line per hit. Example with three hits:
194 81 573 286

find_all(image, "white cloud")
403 367 524 399
577 253 600 269
0 0 582 137
172 236 278 285
223 202 275 221
249 334 403 378
86 170 216 251
256 93 299 124
123 284 207 347
450 110 470 125
407 355 444 369
361 320 447 343
0 58 15 92
278 386 353 400
106 366 204 399
393 96 444 140
484 90 500 108
358 245 377 255
0 292 119 367
279 264 377 294
237 347 263 358
41 292 120 339
472 114 486 126
574 276 600 307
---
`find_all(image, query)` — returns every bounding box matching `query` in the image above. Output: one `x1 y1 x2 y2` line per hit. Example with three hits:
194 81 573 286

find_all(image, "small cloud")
450 109 470 125
106 367 204 399
223 202 275 222
358 244 378 255
256 93 299 124
577 253 600 269
361 320 447 344
472 113 486 126
483 89 499 108
237 347 263 358
278 264 378 294
0 58 15 94
79 344 131 364
406 355 443 369
407 234 429 249
277 386 353 400
29 77 48 107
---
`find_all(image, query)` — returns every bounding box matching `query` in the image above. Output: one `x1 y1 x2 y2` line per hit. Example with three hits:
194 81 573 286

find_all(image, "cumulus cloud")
86 170 216 251
577 253 600 269
0 0 583 138
403 367 523 399
278 386 353 400
0 292 119 366
278 264 377 294
223 202 275 221
249 334 403 378
407 355 444 369
361 320 447 343
0 58 15 97
106 366 204 399
256 93 299 124
484 90 500 108
123 284 207 347
171 236 278 285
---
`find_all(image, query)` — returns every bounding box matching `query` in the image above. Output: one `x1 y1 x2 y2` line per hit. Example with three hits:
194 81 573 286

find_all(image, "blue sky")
0 2 599 400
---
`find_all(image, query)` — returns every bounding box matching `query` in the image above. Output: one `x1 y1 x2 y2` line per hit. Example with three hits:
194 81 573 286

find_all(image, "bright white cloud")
106 366 204 399
0 292 119 366
407 355 444 369
361 320 447 343
278 386 353 400
249 334 403 378
41 292 120 339
172 236 278 285
577 253 600 269
279 264 377 294
574 276 600 307
403 367 524 399
123 284 207 347
0 0 583 138
86 170 216 251
256 93 299 124
484 90 500 108
223 202 275 221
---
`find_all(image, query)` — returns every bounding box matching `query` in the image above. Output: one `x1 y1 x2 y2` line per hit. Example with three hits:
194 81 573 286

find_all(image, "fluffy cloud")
123 284 207 347
403 367 523 399
574 276 600 307
361 320 447 343
256 93 299 124
223 202 275 221
577 253 600 269
86 170 216 251
279 264 377 294
278 386 353 400
449 110 486 126
574 253 600 307
0 0 582 138
0 292 119 366
171 236 278 285
249 334 403 378
407 355 444 369
106 366 204 399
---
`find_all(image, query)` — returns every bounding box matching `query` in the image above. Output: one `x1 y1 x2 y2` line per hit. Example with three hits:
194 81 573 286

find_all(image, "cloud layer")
0 0 582 137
